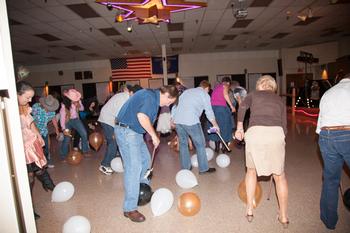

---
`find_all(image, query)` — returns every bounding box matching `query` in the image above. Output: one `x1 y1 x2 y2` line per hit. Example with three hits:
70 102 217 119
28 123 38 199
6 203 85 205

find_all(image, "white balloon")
208 140 215 150
191 154 198 167
151 188 174 216
216 154 231 168
52 181 75 202
110 157 124 173
205 147 214 161
175 169 198 189
62 215 91 233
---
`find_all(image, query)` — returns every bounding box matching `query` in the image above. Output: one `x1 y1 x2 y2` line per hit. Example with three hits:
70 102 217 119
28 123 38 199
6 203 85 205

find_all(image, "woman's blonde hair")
256 75 277 92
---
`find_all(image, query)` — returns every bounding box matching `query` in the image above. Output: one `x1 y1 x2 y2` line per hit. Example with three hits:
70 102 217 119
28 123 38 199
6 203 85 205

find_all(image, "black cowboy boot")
36 169 55 192
29 175 40 220
214 141 220 153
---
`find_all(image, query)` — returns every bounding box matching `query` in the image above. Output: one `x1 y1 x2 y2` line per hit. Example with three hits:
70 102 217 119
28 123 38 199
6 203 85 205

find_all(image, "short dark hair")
222 77 232 84
160 85 179 99
130 84 143 93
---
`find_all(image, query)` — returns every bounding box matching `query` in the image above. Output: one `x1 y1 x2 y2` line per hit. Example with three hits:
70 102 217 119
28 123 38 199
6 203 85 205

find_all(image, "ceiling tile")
117 41 132 47
99 28 120 36
66 45 85 50
35 33 62 41
168 23 184 31
232 19 254 28
250 0 273 7
170 38 183 43
271 32 290 39
67 3 100 19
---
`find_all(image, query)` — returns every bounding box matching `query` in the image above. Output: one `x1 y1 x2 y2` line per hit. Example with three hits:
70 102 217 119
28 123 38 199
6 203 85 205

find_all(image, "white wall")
179 50 280 85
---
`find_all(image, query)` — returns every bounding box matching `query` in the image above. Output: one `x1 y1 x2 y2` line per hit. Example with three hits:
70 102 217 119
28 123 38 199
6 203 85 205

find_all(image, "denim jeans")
318 130 350 229
115 125 150 212
42 134 51 164
176 123 209 173
60 118 89 159
100 122 118 167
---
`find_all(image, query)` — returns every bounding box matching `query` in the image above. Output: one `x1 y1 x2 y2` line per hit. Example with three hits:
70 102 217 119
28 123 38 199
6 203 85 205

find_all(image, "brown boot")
123 210 145 222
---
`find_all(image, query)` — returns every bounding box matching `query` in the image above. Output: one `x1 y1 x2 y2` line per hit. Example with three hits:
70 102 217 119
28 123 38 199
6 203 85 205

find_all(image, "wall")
179 50 280 85
280 41 339 94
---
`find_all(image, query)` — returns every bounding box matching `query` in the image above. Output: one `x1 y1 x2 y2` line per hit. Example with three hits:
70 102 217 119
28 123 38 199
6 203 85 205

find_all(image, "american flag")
110 57 152 79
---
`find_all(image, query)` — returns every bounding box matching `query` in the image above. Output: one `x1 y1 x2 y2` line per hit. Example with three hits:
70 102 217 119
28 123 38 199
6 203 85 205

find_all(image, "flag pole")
161 44 168 85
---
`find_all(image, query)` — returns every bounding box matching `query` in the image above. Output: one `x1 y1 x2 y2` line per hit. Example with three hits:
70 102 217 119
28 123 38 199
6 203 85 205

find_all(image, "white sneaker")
99 165 113 175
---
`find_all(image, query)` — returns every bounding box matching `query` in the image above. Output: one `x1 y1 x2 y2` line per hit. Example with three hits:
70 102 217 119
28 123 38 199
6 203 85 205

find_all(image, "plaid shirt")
31 103 56 137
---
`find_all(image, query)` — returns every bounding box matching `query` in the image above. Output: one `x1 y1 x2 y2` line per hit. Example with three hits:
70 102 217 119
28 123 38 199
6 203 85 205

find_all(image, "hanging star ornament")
96 0 207 24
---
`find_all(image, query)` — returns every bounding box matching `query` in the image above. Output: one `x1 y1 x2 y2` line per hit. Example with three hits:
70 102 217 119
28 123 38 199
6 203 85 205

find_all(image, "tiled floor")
33 114 350 233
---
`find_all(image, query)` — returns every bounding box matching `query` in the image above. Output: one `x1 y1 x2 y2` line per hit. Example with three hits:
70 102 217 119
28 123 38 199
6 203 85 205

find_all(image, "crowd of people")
15 72 350 230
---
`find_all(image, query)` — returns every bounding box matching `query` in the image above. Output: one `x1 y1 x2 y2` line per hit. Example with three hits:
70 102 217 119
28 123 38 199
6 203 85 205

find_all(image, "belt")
321 125 350 131
115 122 129 128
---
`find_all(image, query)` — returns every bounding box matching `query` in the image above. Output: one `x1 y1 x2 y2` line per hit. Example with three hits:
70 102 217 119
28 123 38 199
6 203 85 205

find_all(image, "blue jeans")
115 126 150 212
42 134 51 163
100 122 118 167
60 118 89 159
176 123 209 173
318 130 350 229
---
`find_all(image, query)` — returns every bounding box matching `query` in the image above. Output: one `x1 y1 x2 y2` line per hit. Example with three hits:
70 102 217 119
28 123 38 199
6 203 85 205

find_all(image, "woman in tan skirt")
235 75 289 228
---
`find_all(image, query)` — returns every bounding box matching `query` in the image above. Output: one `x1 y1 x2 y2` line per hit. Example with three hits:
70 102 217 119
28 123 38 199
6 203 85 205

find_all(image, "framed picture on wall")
148 78 164 89
83 71 93 79
112 80 140 93
75 71 82 80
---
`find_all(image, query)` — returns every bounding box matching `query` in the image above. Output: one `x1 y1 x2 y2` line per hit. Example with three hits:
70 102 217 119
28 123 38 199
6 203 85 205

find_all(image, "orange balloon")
67 148 83 165
178 192 201 216
89 132 103 151
237 180 262 208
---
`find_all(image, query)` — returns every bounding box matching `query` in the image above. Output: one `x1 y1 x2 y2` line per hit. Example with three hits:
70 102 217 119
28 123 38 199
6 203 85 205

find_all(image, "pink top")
59 100 84 129
211 84 227 106
20 107 47 168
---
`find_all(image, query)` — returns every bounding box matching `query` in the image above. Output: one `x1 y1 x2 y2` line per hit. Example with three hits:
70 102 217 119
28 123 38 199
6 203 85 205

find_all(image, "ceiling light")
297 15 307 21
308 8 313 18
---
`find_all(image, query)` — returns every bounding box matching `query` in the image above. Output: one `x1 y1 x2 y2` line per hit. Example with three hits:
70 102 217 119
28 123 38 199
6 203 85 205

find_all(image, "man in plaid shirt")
32 95 60 168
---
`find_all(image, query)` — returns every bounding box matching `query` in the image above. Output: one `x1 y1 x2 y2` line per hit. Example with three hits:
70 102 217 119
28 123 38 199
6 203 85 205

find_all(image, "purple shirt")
211 84 226 106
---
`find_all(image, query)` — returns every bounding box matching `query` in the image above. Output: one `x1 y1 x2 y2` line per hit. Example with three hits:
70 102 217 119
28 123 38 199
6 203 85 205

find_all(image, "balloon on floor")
138 183 152 206
151 188 174 216
62 215 91 233
216 154 230 168
205 148 214 161
178 192 201 216
175 169 198 189
67 148 83 165
89 132 103 151
110 157 124 172
191 154 199 167
237 180 262 207
52 181 75 202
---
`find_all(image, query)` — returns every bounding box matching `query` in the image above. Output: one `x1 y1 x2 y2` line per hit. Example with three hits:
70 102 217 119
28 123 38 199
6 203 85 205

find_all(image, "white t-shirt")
98 92 129 127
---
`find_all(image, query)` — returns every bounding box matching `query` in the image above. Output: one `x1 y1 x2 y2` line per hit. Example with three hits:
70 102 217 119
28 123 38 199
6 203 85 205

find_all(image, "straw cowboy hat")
64 89 81 102
39 95 59 112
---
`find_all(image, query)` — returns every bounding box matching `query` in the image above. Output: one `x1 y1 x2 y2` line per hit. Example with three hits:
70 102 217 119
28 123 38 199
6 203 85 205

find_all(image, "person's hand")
170 120 176 129
151 134 160 148
231 106 236 113
212 124 220 134
234 129 244 141
63 129 72 137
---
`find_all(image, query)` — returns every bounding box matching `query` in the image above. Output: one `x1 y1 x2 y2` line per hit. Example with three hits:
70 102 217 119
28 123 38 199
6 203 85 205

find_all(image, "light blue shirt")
172 87 215 126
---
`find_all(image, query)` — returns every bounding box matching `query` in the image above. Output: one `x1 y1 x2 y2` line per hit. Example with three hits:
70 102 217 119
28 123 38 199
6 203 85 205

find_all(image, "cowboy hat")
64 89 81 102
39 95 59 112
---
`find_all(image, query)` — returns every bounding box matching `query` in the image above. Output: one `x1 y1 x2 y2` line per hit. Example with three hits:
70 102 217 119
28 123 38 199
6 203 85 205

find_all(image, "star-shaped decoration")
96 0 207 24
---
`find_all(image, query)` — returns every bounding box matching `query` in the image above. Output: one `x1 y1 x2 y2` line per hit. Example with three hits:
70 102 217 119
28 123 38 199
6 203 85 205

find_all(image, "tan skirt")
245 126 285 176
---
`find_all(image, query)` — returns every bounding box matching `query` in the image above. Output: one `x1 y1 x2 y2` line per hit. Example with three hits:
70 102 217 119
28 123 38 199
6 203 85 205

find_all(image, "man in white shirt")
98 85 142 175
316 73 350 230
